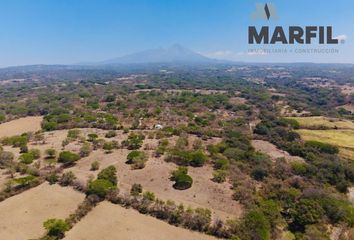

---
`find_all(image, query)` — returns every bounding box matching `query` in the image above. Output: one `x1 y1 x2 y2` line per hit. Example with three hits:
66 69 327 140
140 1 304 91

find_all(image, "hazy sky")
1 0 353 67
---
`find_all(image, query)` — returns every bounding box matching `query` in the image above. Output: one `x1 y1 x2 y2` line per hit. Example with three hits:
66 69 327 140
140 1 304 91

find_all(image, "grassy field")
296 129 354 160
287 116 354 130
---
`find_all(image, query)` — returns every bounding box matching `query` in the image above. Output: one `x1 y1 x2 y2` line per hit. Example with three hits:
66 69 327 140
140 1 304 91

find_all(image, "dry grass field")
64 201 217 240
0 116 43 138
288 116 354 130
0 182 85 240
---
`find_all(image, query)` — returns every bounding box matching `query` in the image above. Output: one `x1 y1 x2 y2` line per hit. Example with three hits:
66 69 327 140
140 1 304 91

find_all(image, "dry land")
252 140 304 162
0 182 85 240
64 201 217 240
0 116 43 138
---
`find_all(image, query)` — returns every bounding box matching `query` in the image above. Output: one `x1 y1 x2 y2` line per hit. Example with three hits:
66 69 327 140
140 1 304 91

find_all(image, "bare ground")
252 140 304 163
0 182 85 240
64 201 217 240
0 116 43 138
66 147 242 221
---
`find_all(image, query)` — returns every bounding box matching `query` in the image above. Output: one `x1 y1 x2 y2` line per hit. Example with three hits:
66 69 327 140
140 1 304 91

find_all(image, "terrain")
0 63 353 240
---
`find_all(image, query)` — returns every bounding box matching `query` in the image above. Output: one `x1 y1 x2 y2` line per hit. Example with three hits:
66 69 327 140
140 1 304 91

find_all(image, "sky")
1 0 354 67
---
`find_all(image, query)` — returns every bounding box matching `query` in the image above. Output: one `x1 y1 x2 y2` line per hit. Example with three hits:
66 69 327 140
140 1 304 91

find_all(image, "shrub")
45 148 57 159
305 141 339 154
251 166 268 181
122 133 145 150
79 142 92 157
214 158 229 170
19 153 35 164
43 218 70 237
189 150 207 167
173 174 193 190
0 151 14 167
126 150 148 169
143 191 155 201
90 161 100 171
105 130 117 138
212 170 227 183
46 173 58 185
171 167 193 190
42 121 57 131
59 171 77 186
87 179 116 198
130 183 143 196
58 151 80 165
29 149 41 159
97 166 117 185
67 129 81 139
87 133 98 142
14 175 38 187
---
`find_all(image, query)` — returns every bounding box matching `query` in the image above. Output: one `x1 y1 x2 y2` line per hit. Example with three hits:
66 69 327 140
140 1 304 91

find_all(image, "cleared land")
252 140 304 162
0 116 43 138
64 201 217 240
0 183 85 239
66 147 241 220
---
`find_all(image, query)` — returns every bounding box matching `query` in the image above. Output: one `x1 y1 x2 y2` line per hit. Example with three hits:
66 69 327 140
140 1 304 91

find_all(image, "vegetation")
171 166 193 190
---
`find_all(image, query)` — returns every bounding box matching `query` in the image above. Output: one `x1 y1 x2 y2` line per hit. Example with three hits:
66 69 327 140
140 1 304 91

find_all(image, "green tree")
43 218 70 237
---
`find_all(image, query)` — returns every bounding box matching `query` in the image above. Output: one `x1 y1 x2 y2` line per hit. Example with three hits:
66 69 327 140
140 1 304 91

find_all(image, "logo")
251 3 278 21
248 3 339 45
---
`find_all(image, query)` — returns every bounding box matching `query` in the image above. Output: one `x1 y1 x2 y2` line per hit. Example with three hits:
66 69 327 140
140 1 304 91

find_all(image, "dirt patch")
336 104 354 113
66 148 241 221
0 116 43 138
0 182 85 239
252 140 304 163
64 201 216 240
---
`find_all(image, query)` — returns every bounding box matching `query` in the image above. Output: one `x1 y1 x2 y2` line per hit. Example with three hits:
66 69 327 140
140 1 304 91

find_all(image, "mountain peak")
101 44 213 64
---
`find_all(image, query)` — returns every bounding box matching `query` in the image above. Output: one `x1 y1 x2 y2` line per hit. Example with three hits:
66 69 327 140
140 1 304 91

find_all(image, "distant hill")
99 44 216 64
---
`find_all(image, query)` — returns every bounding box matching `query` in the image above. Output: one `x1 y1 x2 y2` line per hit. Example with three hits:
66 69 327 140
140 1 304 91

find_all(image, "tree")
43 218 70 237
171 167 193 190
87 179 116 198
58 151 80 165
97 166 117 185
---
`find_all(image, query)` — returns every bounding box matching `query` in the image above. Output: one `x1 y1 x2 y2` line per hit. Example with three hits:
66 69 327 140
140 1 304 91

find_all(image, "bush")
305 141 339 154
19 153 35 164
45 148 57 159
87 179 116 198
122 133 145 150
251 166 268 181
126 150 148 169
130 183 143 196
29 149 41 159
105 130 117 138
212 170 227 183
80 142 92 157
171 167 193 190
189 150 207 167
87 133 98 142
59 171 76 186
67 129 81 139
90 161 100 171
43 218 70 237
97 166 117 185
58 151 80 165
